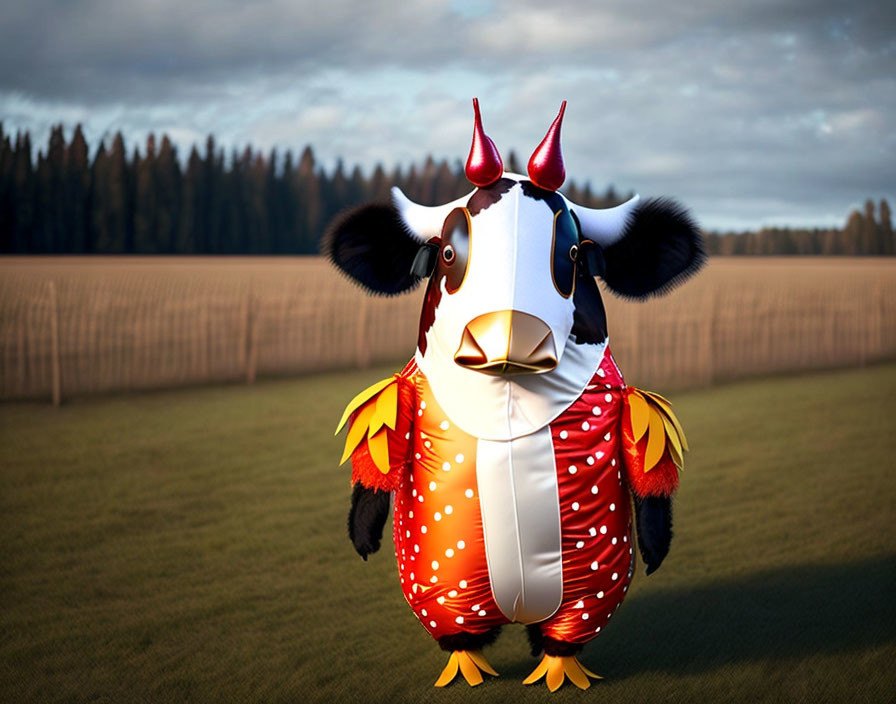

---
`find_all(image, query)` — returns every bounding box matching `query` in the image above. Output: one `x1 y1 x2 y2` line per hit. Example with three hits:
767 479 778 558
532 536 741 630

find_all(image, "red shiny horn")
465 98 504 187
527 100 567 191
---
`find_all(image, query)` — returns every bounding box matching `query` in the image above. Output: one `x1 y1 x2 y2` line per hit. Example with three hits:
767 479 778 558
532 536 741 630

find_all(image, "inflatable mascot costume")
327 99 704 691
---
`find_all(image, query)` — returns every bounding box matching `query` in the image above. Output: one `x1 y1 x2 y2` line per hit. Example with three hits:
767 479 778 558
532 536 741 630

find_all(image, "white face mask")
424 179 576 374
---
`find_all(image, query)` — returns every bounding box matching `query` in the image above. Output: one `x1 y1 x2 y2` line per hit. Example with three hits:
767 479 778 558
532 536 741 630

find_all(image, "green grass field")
2 363 895 704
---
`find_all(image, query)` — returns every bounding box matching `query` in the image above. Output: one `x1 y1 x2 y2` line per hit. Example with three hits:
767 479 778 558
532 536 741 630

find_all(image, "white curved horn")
391 186 475 242
566 194 641 247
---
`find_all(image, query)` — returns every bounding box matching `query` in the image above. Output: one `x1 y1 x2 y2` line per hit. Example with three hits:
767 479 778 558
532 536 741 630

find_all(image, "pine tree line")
0 123 624 255
1 123 892 255
704 199 894 256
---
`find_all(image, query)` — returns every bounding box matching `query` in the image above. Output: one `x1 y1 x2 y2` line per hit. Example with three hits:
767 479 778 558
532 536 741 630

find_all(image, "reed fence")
1 257 893 403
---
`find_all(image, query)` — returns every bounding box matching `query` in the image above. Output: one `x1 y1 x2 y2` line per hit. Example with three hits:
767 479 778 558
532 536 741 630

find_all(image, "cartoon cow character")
328 99 704 691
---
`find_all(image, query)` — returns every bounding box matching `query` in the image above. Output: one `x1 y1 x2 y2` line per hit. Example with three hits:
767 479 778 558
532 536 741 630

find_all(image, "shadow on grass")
584 553 896 677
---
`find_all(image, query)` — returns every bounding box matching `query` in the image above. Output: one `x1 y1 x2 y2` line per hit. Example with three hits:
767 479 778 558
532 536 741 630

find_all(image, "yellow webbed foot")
522 654 603 692
434 650 499 687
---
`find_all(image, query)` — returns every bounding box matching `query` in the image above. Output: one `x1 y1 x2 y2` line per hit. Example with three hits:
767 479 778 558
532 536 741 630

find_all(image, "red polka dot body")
392 349 633 644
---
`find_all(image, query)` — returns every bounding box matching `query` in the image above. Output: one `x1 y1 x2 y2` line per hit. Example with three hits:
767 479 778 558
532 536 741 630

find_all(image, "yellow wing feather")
628 390 651 442
335 376 400 472
628 386 689 473
334 377 395 435
367 428 390 473
339 404 375 464
644 408 667 471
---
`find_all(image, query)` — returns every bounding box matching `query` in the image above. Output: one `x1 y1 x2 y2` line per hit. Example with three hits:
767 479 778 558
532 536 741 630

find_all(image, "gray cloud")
1 0 893 230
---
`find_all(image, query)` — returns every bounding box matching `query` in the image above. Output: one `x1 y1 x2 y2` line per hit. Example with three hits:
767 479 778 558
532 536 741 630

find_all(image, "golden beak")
454 310 557 375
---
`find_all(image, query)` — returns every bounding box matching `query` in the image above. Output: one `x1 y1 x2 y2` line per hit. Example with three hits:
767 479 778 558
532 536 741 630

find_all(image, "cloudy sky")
1 0 893 230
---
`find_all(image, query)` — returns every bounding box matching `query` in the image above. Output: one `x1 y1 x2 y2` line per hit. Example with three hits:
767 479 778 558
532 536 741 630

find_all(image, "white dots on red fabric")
559 430 568 440
405 432 410 440
612 537 618 545
440 420 450 431
417 409 423 416
596 451 605 460
592 406 602 416
421 608 427 616
604 433 612 441
437 596 446 605
457 540 466 549
448 589 458 597
428 481 436 491
415 453 421 460
591 485 599 494
456 616 464 624
445 548 454 558
595 626 602 633
431 560 439 570
597 368 606 377
581 421 590 431
421 401 426 409
600 525 608 535
414 544 420 553
624 535 628 542
590 561 598 571
610 503 616 511
568 465 578 474
597 591 604 599
421 525 427 534
589 527 597 537
424 440 432 449
605 393 612 402
412 489 417 498
582 613 590 620
624 585 629 593
576 540 585 548
430 620 437 627
464 488 474 498
459 580 468 588
430 576 438 583
455 453 464 463
434 512 442 521
611 459 617 467
408 510 414 518
575 600 584 608
572 502 580 511
445 505 453 515
442 461 451 472
472 604 480 611
478 609 487 616
405 530 411 538
417 495 424 503
612 572 619 580
586 456 595 466
410 572 415 581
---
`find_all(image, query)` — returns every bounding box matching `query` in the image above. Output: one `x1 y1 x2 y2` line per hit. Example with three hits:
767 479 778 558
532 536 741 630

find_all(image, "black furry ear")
600 198 705 299
322 203 424 295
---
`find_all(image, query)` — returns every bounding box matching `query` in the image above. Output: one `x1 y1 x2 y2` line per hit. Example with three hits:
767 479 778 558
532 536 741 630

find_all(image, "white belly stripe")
476 427 563 624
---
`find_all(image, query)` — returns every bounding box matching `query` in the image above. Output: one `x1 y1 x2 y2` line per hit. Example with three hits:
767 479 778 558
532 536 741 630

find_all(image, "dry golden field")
1 256 894 402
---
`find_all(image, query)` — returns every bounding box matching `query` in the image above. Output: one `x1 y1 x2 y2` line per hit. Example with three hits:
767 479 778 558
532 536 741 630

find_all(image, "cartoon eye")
440 207 471 294
551 209 578 298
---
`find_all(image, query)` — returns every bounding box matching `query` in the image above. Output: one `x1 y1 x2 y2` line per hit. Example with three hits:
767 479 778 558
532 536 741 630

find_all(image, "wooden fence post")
245 289 258 384
354 295 370 368
48 280 62 406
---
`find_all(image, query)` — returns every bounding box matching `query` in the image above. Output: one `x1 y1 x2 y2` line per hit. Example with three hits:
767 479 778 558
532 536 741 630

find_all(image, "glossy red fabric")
346 350 641 645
